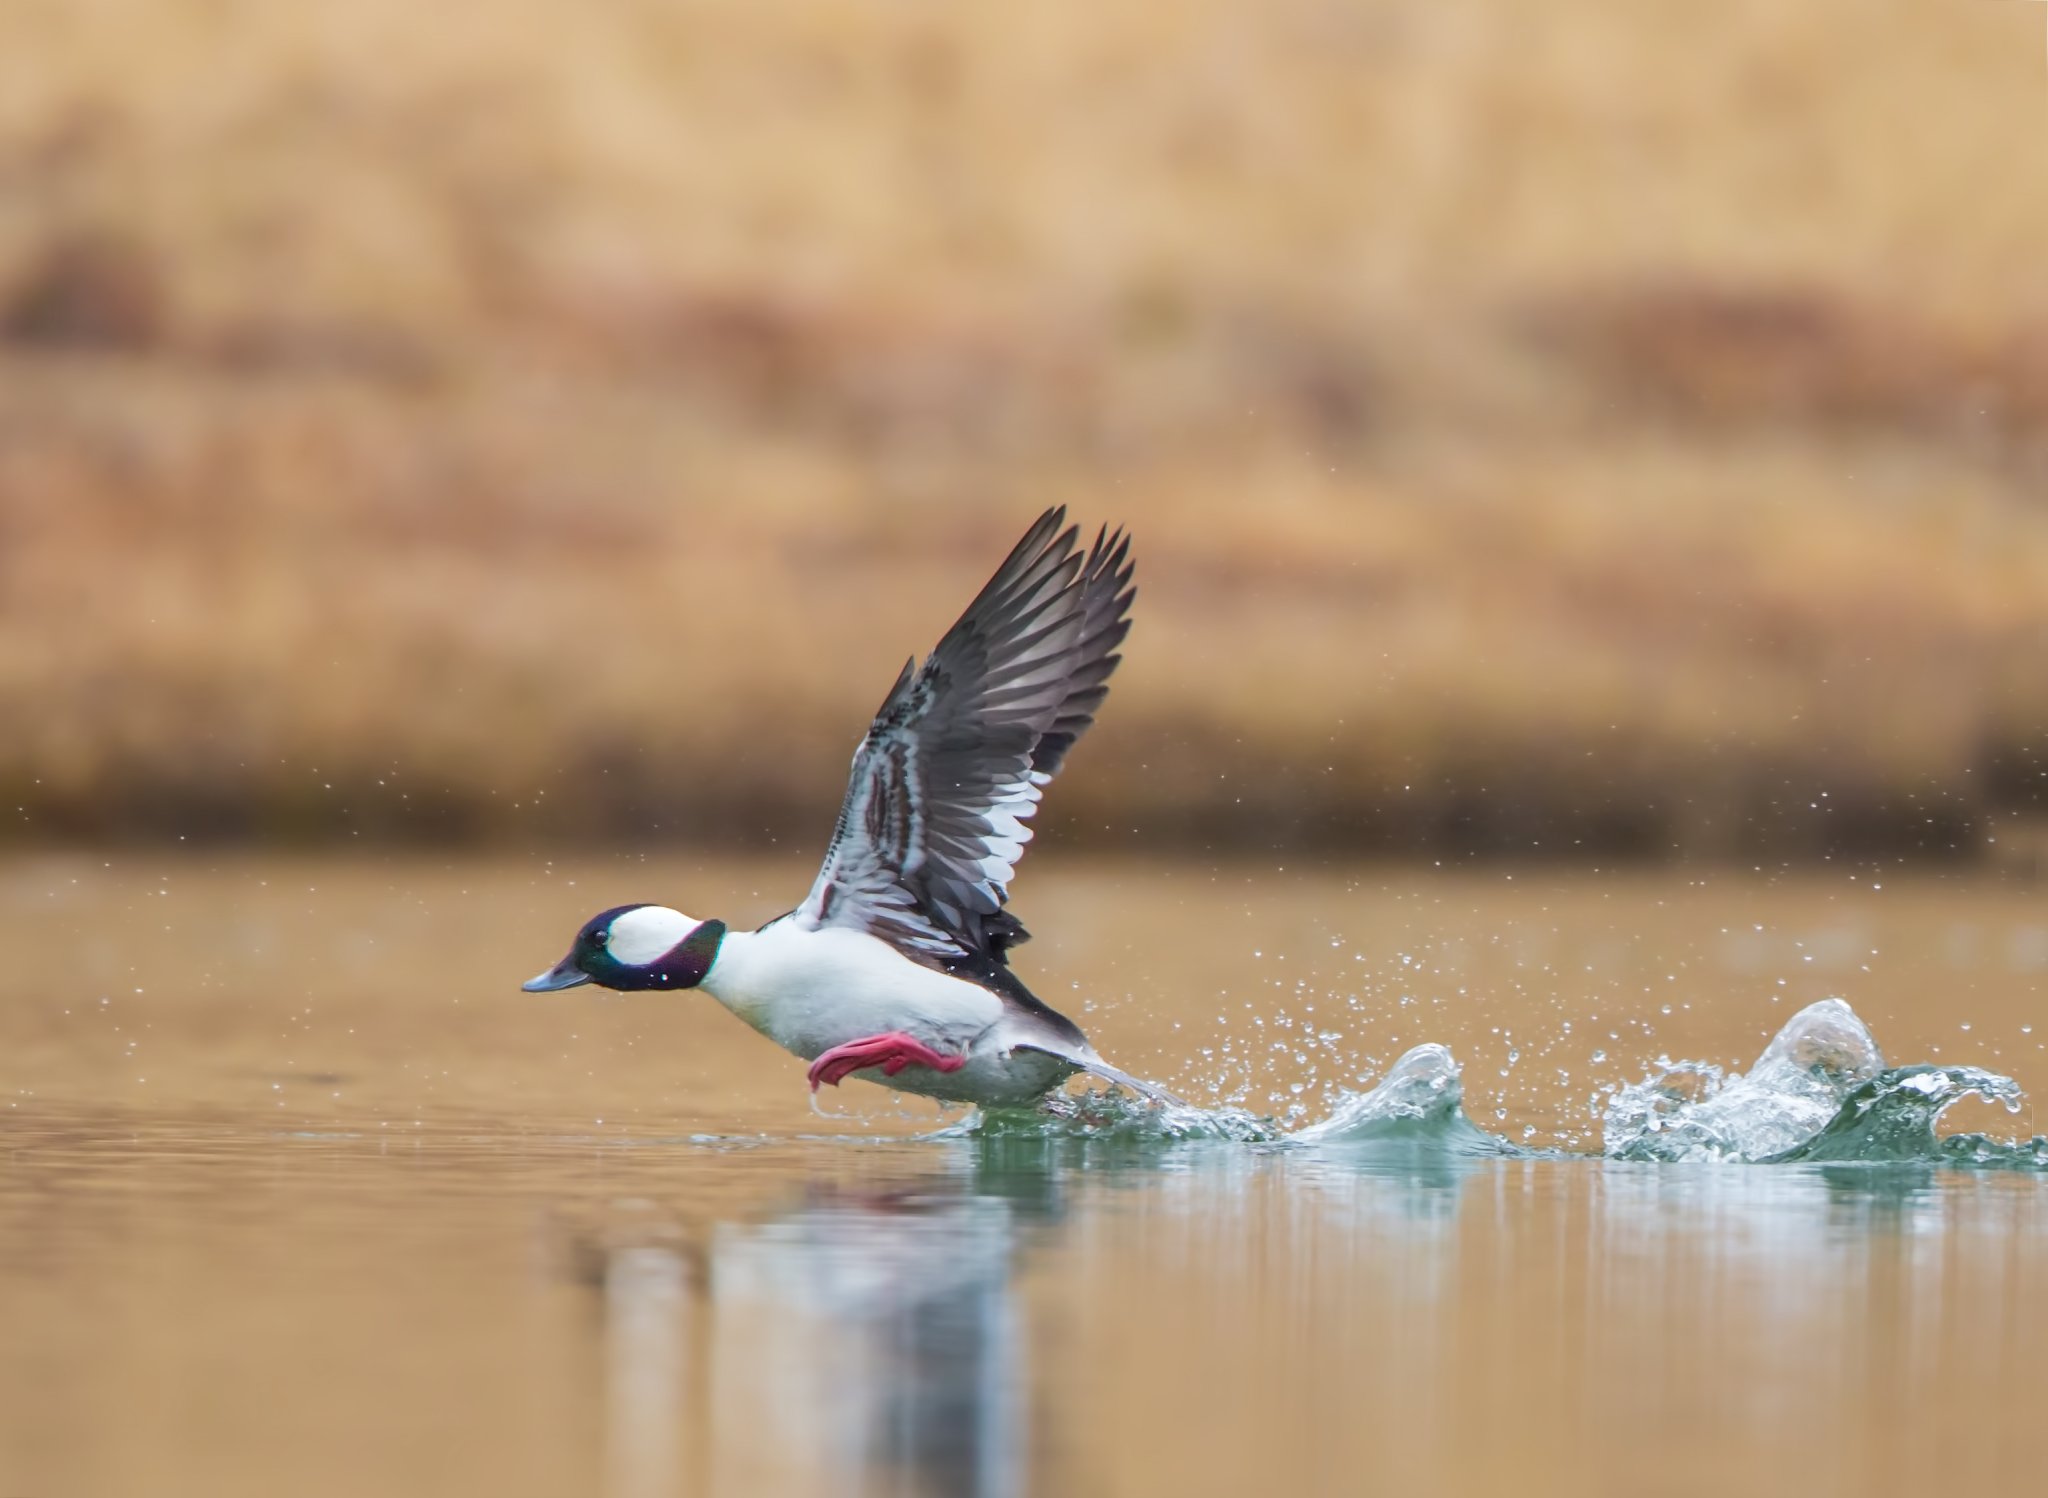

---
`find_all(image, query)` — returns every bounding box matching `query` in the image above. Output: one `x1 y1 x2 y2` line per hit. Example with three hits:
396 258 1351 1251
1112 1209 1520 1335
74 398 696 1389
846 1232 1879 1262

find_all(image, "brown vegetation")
3 0 2048 859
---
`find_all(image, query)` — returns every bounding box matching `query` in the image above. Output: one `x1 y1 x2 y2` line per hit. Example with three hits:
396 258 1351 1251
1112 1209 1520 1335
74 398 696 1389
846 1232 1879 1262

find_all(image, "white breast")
701 922 1004 1061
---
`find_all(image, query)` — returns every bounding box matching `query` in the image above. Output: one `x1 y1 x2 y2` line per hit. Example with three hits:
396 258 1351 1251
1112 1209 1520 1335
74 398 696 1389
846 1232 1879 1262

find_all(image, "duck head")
522 904 728 993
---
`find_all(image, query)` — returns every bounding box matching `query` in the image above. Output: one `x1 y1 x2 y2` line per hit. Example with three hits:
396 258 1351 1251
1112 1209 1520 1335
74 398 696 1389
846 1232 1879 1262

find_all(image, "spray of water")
957 998 2048 1170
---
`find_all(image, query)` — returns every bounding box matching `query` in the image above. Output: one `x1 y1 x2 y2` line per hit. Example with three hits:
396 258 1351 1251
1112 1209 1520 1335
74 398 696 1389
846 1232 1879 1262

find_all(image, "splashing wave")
1289 1043 1514 1154
958 998 2047 1170
1602 998 1885 1162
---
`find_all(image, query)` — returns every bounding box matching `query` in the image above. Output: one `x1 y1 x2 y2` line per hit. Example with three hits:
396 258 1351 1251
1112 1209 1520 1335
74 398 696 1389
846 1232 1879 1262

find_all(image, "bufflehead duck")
523 508 1178 1108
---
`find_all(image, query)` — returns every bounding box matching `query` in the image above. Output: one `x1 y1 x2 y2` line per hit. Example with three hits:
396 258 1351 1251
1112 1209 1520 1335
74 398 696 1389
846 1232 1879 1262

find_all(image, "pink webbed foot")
807 1032 968 1091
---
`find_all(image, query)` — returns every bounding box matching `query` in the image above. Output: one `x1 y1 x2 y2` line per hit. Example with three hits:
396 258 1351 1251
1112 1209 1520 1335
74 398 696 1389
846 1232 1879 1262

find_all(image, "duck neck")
696 923 750 1003
697 925 779 1037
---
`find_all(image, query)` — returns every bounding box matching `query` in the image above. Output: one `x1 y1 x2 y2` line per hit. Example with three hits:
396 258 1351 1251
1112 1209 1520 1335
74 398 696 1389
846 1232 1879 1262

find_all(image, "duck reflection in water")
577 1162 1061 1498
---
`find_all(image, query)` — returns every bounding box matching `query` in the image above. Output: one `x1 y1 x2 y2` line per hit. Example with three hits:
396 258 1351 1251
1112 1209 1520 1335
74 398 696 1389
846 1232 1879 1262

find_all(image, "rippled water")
2 854 2045 1496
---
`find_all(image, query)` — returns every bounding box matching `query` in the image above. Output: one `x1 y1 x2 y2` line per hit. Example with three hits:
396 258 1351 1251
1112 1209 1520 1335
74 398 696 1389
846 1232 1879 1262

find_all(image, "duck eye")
592 929 609 947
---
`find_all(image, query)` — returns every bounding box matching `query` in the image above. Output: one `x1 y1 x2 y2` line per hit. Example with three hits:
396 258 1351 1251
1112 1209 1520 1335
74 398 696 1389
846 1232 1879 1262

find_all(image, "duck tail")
1016 1042 1186 1107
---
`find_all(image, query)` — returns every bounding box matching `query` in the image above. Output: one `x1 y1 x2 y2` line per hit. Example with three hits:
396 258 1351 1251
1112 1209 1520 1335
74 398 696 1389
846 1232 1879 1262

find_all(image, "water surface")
1 854 2044 1496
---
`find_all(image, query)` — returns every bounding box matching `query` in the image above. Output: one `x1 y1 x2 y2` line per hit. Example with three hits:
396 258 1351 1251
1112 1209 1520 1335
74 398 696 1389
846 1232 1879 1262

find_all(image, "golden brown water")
2 853 2045 1497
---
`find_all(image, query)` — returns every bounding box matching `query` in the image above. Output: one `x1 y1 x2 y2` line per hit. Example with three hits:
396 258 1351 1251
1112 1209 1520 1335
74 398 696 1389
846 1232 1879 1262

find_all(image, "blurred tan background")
5 0 2048 863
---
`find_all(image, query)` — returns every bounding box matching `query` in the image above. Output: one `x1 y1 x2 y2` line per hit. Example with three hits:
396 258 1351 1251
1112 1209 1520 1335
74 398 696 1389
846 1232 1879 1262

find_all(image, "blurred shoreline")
3 345 2040 863
4 1 2047 862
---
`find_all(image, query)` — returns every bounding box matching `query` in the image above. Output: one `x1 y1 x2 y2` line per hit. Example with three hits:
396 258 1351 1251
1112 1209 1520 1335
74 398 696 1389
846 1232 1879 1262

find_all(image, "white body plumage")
704 919 1077 1106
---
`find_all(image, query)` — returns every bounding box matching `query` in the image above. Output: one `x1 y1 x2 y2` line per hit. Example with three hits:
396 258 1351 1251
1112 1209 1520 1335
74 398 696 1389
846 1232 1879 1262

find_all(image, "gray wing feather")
799 508 1135 964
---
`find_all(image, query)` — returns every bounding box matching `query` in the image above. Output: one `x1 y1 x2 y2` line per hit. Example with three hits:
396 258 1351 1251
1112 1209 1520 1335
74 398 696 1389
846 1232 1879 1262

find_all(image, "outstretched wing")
796 507 1134 966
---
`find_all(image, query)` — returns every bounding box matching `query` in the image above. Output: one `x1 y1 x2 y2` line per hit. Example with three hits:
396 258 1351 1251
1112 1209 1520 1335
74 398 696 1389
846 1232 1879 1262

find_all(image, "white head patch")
608 906 701 966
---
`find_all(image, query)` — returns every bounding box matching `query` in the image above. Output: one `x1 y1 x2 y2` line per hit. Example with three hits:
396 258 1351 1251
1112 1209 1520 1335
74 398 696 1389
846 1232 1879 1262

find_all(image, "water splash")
1770 1065 2027 1165
949 996 2045 1171
1291 1044 1516 1154
1937 1132 2048 1171
1588 999 2045 1168
1602 999 1885 1163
